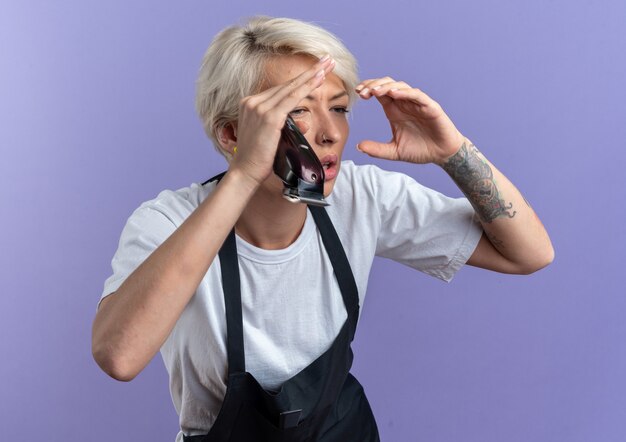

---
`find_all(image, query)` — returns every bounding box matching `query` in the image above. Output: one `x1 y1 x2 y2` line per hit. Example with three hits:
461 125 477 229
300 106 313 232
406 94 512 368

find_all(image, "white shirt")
100 161 483 440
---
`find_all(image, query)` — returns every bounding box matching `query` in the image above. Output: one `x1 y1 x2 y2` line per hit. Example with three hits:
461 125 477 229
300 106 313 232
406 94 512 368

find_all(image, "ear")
216 122 238 156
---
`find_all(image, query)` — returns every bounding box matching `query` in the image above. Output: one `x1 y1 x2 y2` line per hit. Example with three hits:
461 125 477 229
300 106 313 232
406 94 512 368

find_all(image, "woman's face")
263 54 351 197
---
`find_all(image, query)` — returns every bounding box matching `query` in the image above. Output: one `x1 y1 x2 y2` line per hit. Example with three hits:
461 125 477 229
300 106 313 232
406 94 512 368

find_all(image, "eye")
289 108 307 117
332 106 350 114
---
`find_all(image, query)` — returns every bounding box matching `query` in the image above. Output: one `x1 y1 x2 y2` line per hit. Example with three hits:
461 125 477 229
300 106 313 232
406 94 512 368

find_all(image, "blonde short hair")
195 16 359 157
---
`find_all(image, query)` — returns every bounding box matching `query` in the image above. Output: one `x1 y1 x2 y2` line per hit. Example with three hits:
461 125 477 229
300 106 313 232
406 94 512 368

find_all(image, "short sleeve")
99 206 177 307
373 169 483 282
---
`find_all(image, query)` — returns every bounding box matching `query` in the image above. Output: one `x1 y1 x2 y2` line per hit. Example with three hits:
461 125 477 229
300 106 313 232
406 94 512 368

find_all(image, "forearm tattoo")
443 142 516 223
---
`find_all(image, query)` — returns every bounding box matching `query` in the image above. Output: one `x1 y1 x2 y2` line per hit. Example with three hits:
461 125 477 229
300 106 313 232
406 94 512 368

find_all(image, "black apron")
184 173 380 442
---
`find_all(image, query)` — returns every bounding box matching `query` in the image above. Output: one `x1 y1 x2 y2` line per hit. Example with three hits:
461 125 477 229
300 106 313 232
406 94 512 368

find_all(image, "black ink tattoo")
486 231 505 249
443 142 516 223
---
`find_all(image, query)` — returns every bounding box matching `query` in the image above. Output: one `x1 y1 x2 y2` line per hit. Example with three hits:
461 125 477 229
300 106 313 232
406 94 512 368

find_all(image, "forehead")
263 54 346 95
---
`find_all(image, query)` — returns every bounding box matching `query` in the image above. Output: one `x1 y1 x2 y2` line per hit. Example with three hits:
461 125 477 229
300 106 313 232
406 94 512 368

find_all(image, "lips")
319 154 339 180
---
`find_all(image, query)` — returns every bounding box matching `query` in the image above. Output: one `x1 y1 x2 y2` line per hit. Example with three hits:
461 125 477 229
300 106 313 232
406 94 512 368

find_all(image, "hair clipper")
273 116 329 206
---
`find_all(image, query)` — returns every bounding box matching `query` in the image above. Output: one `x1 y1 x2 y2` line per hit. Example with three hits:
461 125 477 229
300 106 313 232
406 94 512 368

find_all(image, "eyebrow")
304 90 348 101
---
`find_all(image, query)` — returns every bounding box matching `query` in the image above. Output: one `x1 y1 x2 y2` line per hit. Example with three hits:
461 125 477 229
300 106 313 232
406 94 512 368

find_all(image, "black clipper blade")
273 116 329 207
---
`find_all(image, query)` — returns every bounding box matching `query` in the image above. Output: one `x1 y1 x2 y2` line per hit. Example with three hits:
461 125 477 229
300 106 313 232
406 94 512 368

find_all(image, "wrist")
436 135 470 167
224 166 262 195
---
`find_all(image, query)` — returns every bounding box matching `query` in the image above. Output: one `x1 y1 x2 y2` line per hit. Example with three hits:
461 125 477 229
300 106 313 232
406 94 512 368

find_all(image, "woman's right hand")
228 55 336 186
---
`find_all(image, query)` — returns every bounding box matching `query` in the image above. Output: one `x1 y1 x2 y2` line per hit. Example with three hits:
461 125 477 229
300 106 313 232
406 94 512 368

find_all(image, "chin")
323 178 337 198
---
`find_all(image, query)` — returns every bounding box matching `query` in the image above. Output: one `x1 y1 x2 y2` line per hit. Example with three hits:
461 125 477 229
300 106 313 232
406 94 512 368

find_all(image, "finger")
242 55 334 114
369 82 412 106
357 139 399 161
369 81 411 98
355 78 375 91
374 94 394 107
355 77 397 98
358 80 410 106
355 77 395 91
387 86 435 107
265 57 336 113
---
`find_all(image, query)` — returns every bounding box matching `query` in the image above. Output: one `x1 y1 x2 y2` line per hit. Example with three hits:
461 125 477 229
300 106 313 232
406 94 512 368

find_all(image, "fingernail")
320 54 330 63
356 144 362 152
355 85 364 91
390 88 398 92
372 85 381 91
360 88 370 96
316 69 325 78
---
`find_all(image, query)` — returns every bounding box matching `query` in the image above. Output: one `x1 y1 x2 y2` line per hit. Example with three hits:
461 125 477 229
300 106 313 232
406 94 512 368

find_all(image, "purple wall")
2 1 625 440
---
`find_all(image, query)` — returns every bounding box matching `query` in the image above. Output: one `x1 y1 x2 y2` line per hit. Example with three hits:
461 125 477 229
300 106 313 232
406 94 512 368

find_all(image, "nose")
313 114 341 147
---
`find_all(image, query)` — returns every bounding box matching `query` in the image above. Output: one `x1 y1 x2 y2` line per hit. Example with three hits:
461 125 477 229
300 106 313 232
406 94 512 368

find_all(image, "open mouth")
320 154 339 180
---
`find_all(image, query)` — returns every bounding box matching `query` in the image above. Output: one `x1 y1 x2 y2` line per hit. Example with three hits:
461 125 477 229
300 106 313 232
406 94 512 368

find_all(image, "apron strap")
308 205 360 335
208 171 246 374
202 171 227 186
209 171 361 375
218 229 246 375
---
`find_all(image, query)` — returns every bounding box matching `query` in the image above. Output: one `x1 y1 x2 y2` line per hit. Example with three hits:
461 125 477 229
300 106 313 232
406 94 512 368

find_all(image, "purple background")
1 0 625 440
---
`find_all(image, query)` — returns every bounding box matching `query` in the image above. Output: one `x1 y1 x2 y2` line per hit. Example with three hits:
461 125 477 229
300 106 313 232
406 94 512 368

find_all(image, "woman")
92 16 553 441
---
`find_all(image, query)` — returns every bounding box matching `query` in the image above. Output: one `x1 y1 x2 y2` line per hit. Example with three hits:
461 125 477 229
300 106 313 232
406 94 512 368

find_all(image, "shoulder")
331 160 411 200
129 181 213 228
325 161 420 239
330 160 429 211
334 160 400 186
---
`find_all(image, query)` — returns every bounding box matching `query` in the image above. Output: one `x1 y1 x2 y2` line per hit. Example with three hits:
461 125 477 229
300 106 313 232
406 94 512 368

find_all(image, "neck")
235 177 308 250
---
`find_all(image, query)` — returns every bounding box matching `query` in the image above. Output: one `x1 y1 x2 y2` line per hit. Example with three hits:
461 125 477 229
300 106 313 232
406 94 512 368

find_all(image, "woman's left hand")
356 77 466 165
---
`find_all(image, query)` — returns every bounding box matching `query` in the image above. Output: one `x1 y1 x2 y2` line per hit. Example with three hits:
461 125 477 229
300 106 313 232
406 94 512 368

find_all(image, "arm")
92 169 259 381
442 139 554 274
354 77 553 274
92 55 336 381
